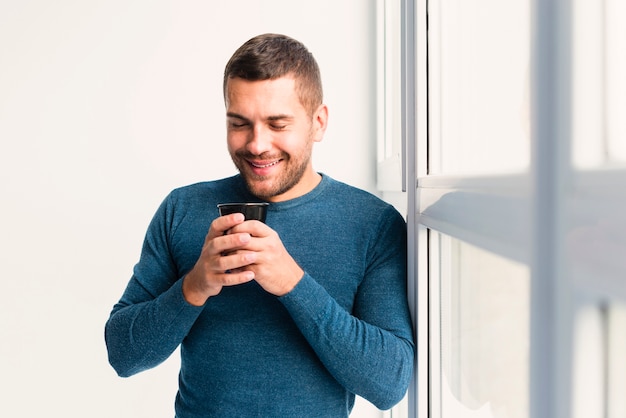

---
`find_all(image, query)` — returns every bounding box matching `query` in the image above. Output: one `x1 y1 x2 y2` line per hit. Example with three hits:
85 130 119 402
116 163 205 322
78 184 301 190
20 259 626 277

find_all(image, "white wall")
0 1 384 417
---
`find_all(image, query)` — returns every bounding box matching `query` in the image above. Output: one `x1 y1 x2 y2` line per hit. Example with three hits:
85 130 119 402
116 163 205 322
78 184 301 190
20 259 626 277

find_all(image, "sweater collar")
234 173 331 211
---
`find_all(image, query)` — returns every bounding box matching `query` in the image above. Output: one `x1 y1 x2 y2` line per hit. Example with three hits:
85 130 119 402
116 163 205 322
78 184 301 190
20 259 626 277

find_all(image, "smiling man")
105 34 414 418
226 75 325 202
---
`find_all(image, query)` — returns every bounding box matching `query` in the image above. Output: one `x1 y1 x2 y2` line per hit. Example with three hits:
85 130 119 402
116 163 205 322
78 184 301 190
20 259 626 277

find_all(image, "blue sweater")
105 174 414 417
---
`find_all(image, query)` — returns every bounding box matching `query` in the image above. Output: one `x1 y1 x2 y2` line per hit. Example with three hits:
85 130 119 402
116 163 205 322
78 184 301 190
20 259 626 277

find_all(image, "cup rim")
217 202 269 208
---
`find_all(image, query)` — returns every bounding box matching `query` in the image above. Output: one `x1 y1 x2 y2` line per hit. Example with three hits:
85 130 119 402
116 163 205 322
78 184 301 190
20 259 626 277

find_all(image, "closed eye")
268 115 293 131
227 113 250 129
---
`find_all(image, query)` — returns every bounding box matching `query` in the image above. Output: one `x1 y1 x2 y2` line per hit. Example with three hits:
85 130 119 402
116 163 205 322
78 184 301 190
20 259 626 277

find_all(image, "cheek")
280 128 309 148
226 132 244 152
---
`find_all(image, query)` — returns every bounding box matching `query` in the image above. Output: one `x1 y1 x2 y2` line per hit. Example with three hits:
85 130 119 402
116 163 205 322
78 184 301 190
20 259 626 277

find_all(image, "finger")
210 232 253 256
215 250 257 272
217 270 255 287
228 220 269 237
206 213 246 241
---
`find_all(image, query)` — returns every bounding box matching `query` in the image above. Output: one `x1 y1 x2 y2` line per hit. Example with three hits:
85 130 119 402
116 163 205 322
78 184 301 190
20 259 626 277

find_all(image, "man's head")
223 34 328 202
223 33 323 117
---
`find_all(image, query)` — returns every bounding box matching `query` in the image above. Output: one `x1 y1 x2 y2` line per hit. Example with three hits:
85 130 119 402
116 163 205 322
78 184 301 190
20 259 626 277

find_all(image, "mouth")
246 158 283 175
249 159 281 168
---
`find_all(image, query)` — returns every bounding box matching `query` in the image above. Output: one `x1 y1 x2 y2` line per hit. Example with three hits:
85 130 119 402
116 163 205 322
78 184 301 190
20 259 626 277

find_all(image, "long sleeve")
279 207 414 410
104 194 205 377
105 279 204 377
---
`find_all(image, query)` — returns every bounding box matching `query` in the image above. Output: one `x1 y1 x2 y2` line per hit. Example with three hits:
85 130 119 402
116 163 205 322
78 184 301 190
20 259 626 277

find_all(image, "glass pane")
428 0 531 175
605 0 626 164
607 304 626 418
572 0 626 168
430 232 530 418
572 303 626 418
572 305 605 418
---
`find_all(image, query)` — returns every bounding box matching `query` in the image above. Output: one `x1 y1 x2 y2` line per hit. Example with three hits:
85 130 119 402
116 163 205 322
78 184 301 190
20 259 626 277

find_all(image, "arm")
104 195 204 377
279 211 414 410
105 279 203 377
105 195 267 377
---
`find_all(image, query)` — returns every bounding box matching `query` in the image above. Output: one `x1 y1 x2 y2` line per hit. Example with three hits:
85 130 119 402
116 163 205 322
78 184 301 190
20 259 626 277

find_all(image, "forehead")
225 77 305 113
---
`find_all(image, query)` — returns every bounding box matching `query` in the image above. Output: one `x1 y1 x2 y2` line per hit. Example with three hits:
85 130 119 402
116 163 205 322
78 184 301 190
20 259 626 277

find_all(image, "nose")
246 125 272 156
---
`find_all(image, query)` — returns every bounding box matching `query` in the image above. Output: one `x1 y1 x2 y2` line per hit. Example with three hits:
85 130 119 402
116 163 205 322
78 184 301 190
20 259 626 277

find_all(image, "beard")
232 148 312 200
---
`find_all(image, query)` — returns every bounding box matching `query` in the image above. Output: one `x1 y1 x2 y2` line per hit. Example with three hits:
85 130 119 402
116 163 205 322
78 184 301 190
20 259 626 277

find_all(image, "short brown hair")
223 33 323 115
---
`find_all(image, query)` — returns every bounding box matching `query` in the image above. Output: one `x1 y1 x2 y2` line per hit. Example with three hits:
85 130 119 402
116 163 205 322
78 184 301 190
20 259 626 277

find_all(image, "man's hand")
182 213 303 306
227 220 304 297
182 213 256 306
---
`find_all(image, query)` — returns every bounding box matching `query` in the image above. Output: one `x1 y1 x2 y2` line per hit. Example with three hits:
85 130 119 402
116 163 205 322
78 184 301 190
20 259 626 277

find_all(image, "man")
105 33 414 417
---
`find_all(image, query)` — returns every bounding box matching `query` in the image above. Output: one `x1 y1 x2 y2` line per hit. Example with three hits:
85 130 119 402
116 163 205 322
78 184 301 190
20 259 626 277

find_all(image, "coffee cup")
217 202 269 223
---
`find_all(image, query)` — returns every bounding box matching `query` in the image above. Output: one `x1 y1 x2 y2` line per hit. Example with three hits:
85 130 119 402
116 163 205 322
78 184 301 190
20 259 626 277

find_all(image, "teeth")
251 161 279 168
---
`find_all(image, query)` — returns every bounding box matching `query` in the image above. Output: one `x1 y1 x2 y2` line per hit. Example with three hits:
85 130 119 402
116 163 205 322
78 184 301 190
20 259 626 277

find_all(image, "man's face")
225 76 327 202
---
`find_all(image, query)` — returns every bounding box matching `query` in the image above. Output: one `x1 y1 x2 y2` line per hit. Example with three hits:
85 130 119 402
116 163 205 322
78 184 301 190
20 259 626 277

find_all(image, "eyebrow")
226 112 294 122
267 114 294 121
226 112 248 122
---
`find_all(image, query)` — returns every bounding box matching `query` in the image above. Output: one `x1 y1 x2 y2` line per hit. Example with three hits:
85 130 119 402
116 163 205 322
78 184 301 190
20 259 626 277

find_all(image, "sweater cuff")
279 273 330 322
159 278 205 321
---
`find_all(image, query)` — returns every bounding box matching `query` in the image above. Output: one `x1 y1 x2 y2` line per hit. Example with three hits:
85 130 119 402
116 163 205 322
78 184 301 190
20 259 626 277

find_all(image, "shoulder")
170 176 238 197
145 176 245 237
323 175 402 214
320 175 405 228
152 176 245 225
166 176 242 205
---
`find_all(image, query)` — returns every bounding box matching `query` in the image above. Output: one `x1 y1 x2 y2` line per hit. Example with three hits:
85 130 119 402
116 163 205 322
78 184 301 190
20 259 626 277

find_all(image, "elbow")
371 341 415 410
105 338 133 378
104 319 140 378
373 388 409 411
110 363 134 379
105 341 142 378
107 345 137 378
371 379 412 411
371 377 411 411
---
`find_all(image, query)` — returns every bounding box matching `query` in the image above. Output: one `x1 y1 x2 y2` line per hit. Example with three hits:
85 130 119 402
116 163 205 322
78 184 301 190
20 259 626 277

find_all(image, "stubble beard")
233 149 312 200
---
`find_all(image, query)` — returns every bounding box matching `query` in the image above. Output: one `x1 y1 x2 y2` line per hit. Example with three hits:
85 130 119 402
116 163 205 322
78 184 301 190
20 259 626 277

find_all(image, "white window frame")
376 0 404 193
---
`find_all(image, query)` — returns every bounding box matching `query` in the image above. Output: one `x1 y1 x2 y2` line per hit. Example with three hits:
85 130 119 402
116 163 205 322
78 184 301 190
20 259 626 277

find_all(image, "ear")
312 104 328 143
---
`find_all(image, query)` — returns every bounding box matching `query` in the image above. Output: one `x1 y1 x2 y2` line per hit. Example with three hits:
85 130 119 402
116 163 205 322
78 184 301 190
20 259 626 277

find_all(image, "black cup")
217 202 269 223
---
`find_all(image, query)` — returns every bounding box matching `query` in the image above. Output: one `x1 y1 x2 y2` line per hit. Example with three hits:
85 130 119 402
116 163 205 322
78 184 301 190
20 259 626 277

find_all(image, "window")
428 0 531 176
408 0 626 417
377 0 404 192
572 0 626 168
430 233 530 418
569 1 626 417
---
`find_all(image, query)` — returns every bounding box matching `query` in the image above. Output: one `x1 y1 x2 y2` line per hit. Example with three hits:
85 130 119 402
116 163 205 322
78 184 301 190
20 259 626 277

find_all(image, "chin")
244 179 275 199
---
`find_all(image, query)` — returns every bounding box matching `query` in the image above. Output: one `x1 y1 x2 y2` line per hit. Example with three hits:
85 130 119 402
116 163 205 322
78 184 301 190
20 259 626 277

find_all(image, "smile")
249 160 281 168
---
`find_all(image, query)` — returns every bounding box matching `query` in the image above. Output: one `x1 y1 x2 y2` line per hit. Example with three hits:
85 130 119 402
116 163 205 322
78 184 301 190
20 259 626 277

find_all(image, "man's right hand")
182 212 258 306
